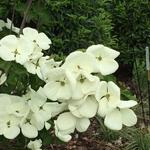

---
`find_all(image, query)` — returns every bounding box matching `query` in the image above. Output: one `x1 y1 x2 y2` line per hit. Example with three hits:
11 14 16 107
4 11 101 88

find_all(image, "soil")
47 119 123 150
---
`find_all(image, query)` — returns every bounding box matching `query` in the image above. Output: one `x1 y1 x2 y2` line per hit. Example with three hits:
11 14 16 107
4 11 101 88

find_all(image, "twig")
132 47 146 125
10 4 16 34
19 0 33 34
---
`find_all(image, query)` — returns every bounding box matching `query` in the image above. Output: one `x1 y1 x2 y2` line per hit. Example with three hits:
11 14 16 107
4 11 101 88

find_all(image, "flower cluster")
0 27 137 149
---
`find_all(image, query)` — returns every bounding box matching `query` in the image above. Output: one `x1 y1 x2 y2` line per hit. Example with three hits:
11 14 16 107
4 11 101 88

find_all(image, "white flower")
69 95 98 118
104 100 137 130
28 87 51 130
0 115 20 139
86 44 120 75
54 112 90 142
40 58 62 81
43 67 75 101
27 139 42 150
0 20 5 31
62 51 97 75
0 71 7 85
0 35 34 64
72 73 99 99
96 81 120 117
96 81 137 130
23 56 49 79
22 27 51 50
5 18 20 34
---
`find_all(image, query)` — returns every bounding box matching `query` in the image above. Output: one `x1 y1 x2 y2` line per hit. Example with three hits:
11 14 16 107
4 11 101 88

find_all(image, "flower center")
96 56 102 61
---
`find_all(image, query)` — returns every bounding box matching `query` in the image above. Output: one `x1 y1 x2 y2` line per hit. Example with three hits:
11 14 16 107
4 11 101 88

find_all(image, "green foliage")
109 0 150 64
121 128 150 150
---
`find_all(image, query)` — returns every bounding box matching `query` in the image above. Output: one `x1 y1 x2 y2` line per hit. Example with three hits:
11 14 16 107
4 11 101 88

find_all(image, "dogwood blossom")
86 44 120 75
62 51 97 76
71 73 99 99
24 56 49 79
96 81 137 130
0 35 34 64
27 139 42 150
104 100 137 130
54 112 90 142
96 81 120 117
22 27 51 50
0 115 20 139
43 67 75 101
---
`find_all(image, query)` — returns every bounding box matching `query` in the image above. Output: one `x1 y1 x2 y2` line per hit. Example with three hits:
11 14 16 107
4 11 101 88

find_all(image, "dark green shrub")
109 0 150 64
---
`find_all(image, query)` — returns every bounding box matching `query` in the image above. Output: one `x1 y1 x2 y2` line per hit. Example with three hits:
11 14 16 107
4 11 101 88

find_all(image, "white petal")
0 45 15 61
95 81 107 100
56 112 76 132
44 102 67 117
62 51 97 74
86 44 120 59
98 58 119 75
0 35 17 50
45 122 51 130
78 96 98 118
121 108 137 127
4 126 20 139
97 97 113 117
104 109 122 130
44 81 61 101
23 27 38 41
21 123 38 138
57 132 72 142
36 33 51 50
76 118 90 132
118 100 137 109
108 81 120 108
0 73 7 85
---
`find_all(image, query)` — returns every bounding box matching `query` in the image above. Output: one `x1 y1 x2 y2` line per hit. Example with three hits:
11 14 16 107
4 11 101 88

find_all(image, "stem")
133 48 146 125
36 0 41 30
10 4 16 34
19 0 33 34
147 76 150 120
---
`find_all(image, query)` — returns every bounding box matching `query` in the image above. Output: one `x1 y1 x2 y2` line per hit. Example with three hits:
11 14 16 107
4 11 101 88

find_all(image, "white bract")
0 71 7 85
5 18 20 34
54 112 90 142
27 139 42 150
69 95 98 118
